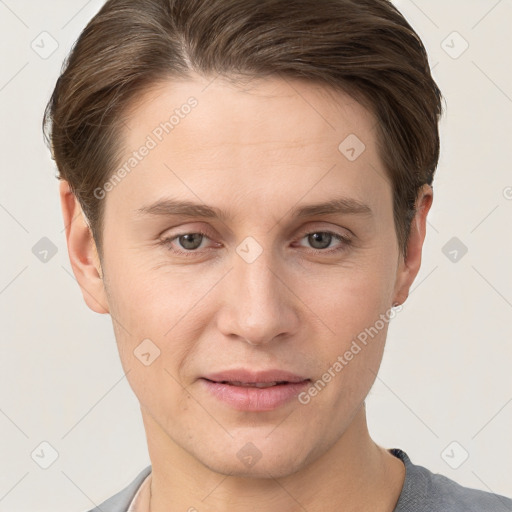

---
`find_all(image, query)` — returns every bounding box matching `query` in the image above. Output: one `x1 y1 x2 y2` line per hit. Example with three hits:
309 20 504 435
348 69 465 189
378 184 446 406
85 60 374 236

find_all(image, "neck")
143 404 405 512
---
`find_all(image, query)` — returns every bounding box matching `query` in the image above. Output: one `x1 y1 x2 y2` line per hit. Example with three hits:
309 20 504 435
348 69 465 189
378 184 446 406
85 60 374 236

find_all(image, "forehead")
108 75 391 222
124 75 376 150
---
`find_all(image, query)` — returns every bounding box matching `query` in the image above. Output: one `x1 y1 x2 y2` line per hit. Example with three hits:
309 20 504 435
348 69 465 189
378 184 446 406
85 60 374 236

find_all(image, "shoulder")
391 448 512 512
83 465 152 512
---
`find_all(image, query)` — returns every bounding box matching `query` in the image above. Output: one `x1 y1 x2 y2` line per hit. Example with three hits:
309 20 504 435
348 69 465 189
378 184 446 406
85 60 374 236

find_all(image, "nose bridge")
218 237 297 344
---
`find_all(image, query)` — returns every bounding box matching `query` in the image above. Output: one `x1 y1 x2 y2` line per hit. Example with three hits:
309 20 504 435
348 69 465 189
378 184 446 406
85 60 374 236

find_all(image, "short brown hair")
43 0 443 259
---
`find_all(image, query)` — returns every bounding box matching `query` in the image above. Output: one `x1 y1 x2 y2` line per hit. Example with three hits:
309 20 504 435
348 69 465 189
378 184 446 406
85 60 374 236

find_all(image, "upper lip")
203 369 310 384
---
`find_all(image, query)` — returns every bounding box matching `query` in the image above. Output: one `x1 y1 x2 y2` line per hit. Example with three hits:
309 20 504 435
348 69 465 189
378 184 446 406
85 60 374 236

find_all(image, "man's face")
88 76 409 477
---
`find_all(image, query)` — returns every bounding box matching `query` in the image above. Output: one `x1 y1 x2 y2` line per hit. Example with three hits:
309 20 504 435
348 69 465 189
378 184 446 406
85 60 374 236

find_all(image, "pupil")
309 232 331 249
180 233 202 250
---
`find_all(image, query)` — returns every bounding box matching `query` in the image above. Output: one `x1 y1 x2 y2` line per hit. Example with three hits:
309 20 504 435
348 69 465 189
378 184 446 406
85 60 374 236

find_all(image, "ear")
392 184 433 306
59 180 109 314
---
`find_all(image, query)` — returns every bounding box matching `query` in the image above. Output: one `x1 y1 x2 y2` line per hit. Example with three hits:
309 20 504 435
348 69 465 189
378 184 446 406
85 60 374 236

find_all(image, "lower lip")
200 379 310 411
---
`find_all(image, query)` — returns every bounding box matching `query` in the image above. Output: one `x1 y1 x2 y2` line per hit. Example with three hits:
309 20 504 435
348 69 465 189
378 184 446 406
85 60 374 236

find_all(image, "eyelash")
158 229 352 257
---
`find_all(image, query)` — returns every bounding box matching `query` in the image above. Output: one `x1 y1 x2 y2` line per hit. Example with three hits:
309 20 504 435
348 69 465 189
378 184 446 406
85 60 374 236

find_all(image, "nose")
216 245 300 346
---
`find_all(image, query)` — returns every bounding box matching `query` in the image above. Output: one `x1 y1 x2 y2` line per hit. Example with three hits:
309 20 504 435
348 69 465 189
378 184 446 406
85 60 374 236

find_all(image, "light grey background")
0 1 511 511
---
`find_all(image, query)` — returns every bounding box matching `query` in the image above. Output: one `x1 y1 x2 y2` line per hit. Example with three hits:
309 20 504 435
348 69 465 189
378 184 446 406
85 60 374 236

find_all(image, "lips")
200 369 310 411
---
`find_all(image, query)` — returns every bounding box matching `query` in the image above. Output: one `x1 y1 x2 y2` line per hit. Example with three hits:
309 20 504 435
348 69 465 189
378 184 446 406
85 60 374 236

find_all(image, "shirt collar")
127 471 151 511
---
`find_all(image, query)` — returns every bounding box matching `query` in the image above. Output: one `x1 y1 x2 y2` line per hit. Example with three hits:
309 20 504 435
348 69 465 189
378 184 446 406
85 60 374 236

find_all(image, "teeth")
224 381 281 388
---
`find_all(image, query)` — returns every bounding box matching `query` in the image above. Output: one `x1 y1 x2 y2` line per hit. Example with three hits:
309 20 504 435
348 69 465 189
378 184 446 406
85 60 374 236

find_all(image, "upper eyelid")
162 220 353 238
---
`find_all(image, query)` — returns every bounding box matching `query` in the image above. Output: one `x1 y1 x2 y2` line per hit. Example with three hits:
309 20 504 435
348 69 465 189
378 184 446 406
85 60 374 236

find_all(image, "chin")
204 453 305 480
191 433 312 479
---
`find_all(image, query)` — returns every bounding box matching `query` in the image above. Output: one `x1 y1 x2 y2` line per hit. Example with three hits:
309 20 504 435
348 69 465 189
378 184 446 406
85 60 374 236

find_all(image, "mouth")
199 371 311 411
204 379 304 388
202 368 310 385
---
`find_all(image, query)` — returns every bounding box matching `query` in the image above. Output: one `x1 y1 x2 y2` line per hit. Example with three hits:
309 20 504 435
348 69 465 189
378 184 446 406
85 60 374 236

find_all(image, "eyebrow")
135 196 372 220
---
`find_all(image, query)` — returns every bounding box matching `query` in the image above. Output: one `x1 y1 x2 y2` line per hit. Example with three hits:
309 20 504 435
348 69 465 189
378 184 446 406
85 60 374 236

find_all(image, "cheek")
103 261 222 402
300 278 392 419
104 269 198 415
105 259 215 338
306 262 394 336
297 261 395 395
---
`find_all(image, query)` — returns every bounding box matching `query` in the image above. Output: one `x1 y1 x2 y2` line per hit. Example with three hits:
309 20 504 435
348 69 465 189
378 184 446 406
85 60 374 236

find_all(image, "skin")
60 74 432 512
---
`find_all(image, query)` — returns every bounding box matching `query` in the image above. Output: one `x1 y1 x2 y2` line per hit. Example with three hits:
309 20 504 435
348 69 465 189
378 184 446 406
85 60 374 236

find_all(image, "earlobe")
59 180 109 314
392 184 433 307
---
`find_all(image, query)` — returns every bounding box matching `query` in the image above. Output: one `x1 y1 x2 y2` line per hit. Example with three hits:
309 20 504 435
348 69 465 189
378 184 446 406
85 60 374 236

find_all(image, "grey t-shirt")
389 448 512 511
86 448 512 511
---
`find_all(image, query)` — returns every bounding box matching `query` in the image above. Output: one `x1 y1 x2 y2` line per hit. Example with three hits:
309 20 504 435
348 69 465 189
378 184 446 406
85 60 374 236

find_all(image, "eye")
296 231 352 253
158 229 352 257
159 230 217 256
